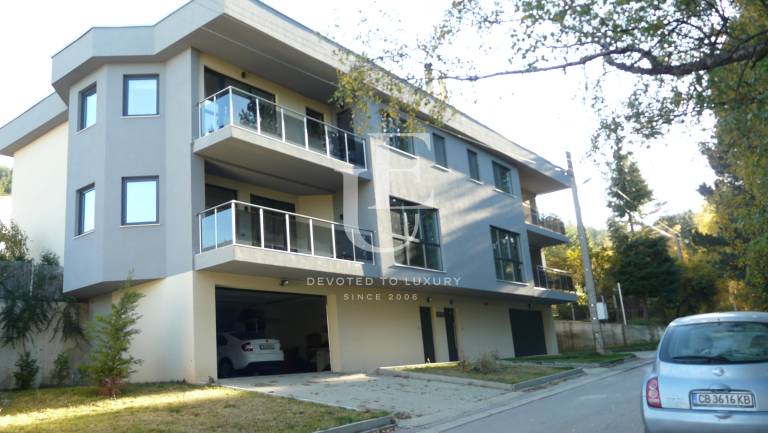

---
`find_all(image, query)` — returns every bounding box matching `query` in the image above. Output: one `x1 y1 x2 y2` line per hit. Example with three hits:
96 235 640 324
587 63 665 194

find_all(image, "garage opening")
215 287 330 377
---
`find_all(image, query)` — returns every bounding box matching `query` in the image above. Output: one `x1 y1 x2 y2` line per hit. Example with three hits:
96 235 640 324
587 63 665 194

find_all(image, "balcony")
195 200 375 278
533 266 575 292
523 204 568 246
524 205 565 235
198 86 366 168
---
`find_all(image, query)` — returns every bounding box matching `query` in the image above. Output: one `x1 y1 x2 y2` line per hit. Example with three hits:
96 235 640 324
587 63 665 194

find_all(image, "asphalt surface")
444 364 650 433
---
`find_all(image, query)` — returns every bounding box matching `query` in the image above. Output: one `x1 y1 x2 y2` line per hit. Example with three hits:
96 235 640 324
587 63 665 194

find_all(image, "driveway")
218 371 519 424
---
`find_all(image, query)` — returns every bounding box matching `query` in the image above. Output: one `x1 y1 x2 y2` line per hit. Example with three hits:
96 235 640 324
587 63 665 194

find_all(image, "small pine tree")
80 289 144 398
51 352 71 386
13 351 39 390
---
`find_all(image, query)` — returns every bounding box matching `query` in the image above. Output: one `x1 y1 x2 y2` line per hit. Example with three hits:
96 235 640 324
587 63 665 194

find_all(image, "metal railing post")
344 133 350 163
361 138 368 169
198 213 203 252
303 117 309 150
285 213 291 252
280 107 286 142
331 223 337 259
230 202 236 245
309 219 315 256
228 87 234 126
324 124 331 157
255 96 262 135
351 228 357 262
259 208 265 248
213 207 218 248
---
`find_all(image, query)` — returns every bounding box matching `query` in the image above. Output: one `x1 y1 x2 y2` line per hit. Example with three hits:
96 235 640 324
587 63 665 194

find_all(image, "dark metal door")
509 309 547 356
419 307 436 363
444 308 459 361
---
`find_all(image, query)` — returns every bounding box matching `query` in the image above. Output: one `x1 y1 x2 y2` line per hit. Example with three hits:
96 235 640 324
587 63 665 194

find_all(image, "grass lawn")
511 351 635 364
609 341 659 352
403 364 567 385
0 382 387 433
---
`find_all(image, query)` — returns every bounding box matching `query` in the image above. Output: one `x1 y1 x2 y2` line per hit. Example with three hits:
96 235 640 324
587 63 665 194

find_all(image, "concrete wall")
183 271 558 382
63 49 203 293
555 320 665 352
11 122 69 262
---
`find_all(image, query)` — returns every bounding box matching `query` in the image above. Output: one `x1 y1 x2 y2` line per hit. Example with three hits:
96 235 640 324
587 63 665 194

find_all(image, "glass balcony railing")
533 265 575 291
198 200 375 264
198 86 367 169
523 204 566 235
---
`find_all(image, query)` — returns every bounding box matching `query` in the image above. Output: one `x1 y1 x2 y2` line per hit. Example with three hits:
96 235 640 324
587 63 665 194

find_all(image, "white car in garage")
217 331 284 377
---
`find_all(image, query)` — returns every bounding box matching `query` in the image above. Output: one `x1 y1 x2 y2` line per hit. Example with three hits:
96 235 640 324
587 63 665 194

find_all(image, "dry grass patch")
0 382 386 433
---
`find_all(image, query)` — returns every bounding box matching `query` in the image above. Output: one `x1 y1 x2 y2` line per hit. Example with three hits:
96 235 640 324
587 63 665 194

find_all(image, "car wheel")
219 359 234 379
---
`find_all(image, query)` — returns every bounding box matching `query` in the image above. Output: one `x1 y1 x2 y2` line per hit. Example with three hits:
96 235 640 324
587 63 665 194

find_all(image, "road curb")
376 365 584 391
500 354 636 369
312 415 396 433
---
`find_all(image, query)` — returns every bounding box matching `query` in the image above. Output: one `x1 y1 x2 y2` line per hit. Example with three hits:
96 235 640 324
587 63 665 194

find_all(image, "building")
0 0 577 383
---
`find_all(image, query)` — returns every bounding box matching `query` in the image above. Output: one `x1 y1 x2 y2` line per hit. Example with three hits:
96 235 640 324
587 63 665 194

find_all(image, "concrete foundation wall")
555 320 665 352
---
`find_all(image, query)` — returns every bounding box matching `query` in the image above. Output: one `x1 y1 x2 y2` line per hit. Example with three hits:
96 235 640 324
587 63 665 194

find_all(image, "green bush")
13 351 39 389
460 352 501 374
80 290 144 398
51 352 71 386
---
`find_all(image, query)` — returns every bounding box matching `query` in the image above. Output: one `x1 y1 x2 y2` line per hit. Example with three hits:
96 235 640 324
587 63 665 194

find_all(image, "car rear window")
660 321 768 364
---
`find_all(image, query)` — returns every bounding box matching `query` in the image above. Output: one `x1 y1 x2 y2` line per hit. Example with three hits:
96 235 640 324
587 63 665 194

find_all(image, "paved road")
445 365 650 433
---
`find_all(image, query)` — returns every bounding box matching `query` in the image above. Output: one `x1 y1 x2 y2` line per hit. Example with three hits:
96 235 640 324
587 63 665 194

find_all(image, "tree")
80 287 144 398
0 221 30 262
0 166 11 195
610 234 681 319
607 142 653 233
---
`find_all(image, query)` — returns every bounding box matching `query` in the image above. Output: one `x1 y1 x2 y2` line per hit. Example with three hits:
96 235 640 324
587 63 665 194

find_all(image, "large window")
490 227 523 282
122 177 159 225
493 161 512 193
79 84 97 130
432 133 447 167
381 114 414 155
76 184 95 235
467 149 480 181
390 197 442 270
123 75 159 116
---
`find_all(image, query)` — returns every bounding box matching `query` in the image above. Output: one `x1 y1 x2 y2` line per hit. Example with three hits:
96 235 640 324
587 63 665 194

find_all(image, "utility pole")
566 152 606 354
617 282 628 347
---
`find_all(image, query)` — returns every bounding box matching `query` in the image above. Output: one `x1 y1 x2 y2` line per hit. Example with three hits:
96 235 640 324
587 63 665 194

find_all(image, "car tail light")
241 342 254 352
646 377 662 408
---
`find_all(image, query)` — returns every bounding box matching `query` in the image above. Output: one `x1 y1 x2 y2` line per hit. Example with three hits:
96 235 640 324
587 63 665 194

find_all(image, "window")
493 161 512 193
79 84 97 130
467 149 480 181
122 177 159 225
124 75 159 116
390 197 442 270
490 227 523 282
381 114 414 155
76 184 95 235
432 133 447 167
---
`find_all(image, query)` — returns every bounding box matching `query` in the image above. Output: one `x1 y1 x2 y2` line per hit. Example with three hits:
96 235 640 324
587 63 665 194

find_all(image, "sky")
0 0 716 229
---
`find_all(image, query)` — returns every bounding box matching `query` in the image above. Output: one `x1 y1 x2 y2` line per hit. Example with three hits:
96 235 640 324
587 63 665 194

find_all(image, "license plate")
691 391 756 409
259 344 275 350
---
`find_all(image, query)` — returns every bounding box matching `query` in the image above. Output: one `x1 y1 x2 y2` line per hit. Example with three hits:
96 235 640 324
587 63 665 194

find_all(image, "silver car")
642 312 768 433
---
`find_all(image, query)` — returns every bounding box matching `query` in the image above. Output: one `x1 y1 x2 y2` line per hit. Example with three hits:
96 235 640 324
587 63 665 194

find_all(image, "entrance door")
444 308 459 361
419 307 436 363
509 309 547 356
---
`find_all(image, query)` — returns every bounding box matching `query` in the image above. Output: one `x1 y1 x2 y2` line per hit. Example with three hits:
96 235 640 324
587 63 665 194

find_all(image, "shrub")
13 351 39 389
39 250 60 267
80 289 144 398
471 352 501 374
51 352 71 386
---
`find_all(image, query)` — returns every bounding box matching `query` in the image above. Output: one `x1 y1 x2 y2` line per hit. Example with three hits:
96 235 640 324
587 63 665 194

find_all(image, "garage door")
215 288 330 377
509 309 547 357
